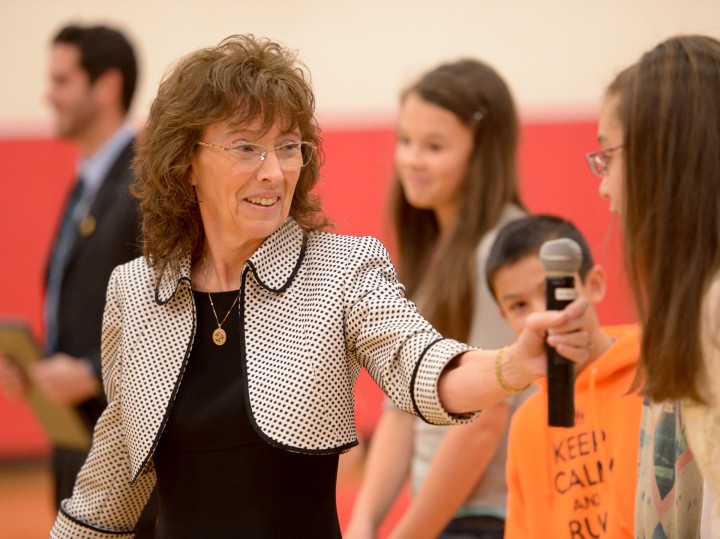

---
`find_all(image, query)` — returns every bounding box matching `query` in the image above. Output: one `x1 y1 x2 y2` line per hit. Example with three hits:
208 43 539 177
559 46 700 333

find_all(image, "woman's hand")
438 297 590 414
505 296 591 385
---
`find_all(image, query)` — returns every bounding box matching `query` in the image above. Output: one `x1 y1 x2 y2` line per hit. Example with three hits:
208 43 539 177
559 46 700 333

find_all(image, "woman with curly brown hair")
50 35 590 538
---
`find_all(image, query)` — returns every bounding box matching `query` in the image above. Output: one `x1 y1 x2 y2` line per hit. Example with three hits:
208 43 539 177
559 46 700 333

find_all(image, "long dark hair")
622 35 720 402
390 59 523 340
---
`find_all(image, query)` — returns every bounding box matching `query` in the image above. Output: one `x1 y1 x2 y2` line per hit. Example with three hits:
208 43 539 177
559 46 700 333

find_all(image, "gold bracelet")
495 346 531 393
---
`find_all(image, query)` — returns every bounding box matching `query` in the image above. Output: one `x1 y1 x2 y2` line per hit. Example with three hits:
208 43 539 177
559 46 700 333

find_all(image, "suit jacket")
51 218 476 538
46 139 142 430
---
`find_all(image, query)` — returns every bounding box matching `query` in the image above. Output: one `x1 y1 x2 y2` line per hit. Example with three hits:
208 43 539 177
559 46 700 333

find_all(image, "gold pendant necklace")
204 256 239 346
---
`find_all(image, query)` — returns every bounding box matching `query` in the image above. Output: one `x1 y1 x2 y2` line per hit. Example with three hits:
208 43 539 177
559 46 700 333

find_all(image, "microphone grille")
539 238 583 274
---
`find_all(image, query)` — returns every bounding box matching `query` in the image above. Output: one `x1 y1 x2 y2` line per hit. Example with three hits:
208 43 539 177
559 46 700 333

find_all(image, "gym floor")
0 447 408 538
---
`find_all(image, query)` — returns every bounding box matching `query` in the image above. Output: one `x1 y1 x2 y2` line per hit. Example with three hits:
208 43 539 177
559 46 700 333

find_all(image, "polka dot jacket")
51 217 477 537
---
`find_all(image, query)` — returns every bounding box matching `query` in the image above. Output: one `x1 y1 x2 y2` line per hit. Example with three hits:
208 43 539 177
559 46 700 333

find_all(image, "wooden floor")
0 449 408 538
0 372 407 537
0 459 56 539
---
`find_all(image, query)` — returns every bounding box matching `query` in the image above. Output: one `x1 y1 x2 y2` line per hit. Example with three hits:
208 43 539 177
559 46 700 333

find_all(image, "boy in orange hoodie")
486 214 642 539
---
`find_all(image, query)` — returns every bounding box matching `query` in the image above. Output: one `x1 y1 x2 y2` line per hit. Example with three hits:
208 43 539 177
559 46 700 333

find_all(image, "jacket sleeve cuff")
51 508 135 539
411 338 481 425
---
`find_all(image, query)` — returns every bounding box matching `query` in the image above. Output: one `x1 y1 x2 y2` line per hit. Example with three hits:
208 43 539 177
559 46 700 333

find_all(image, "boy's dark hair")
53 24 138 113
486 214 595 299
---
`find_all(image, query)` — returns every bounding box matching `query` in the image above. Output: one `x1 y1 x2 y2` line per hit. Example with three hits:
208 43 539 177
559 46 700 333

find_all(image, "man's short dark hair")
53 24 138 113
486 214 595 299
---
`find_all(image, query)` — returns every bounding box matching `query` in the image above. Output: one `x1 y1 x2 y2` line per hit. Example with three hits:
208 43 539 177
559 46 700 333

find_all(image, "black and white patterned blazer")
52 218 476 538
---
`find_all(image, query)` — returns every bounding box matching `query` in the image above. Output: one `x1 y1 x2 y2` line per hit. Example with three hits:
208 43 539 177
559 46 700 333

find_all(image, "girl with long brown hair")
600 35 720 536
347 59 526 539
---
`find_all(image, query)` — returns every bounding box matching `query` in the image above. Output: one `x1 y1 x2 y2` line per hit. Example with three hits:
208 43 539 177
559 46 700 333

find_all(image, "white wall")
2 0 720 134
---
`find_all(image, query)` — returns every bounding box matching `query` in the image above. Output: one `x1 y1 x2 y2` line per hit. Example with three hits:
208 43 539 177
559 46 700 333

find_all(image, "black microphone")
539 238 582 428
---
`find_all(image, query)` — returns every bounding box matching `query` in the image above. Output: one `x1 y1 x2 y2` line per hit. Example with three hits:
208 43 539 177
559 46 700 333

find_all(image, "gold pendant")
212 327 227 346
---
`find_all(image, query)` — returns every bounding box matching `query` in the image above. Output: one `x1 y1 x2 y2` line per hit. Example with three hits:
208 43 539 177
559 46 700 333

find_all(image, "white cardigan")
52 218 476 538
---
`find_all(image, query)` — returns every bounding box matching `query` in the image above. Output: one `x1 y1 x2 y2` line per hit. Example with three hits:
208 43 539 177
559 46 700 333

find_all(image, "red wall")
0 121 634 456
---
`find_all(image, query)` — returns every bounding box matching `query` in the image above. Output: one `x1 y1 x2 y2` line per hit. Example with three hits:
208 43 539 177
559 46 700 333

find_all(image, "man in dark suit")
0 24 157 537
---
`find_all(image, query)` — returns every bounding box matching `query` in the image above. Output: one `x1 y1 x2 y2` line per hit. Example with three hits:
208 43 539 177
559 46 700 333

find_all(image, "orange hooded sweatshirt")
504 325 642 539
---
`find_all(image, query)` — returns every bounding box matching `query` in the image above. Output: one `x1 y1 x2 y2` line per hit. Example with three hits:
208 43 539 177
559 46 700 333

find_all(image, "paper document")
0 319 91 451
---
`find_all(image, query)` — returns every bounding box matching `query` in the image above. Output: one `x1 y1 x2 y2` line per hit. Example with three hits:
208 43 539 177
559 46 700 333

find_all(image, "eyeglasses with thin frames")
196 140 315 170
585 145 623 177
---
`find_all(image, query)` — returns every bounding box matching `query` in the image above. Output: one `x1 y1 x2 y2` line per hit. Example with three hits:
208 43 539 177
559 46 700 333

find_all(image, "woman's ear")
188 156 198 186
582 264 607 304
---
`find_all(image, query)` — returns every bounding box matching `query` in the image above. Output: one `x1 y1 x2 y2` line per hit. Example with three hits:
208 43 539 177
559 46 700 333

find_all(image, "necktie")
45 178 86 353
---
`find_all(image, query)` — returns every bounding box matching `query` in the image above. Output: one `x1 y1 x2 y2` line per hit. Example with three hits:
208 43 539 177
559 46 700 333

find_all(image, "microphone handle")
546 274 576 427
